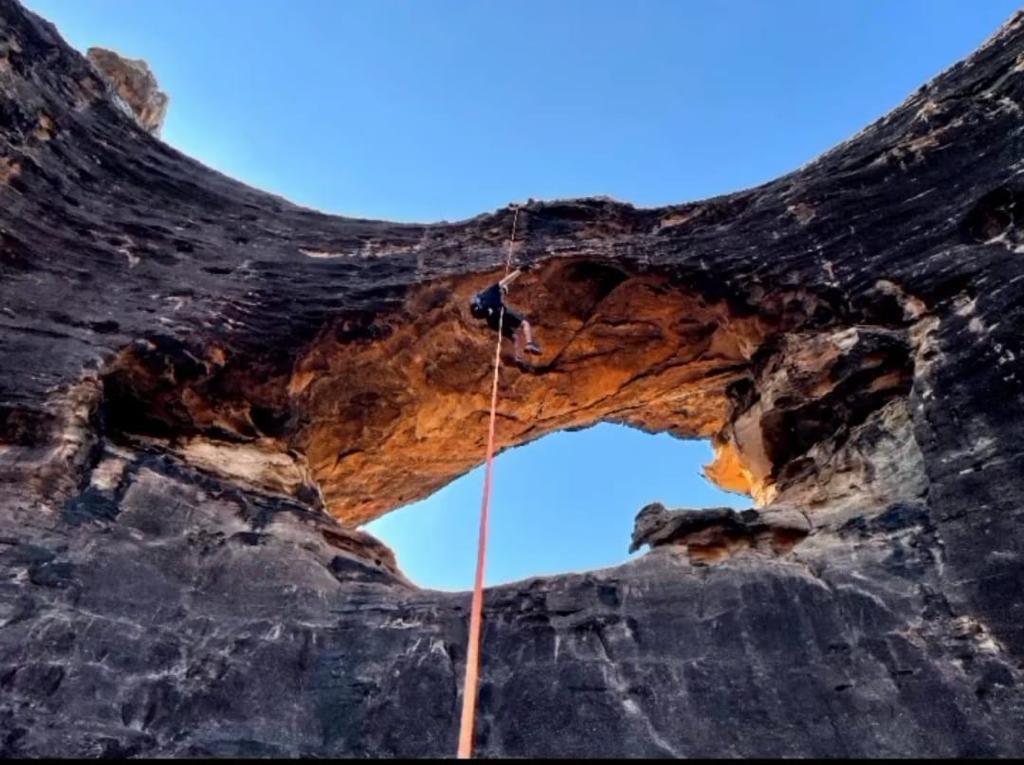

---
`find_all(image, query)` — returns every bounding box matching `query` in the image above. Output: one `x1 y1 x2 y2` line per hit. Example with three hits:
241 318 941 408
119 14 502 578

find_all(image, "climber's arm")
498 268 522 292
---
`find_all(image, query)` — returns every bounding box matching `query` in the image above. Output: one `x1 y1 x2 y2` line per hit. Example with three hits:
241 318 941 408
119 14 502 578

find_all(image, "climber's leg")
521 320 542 355
513 329 525 363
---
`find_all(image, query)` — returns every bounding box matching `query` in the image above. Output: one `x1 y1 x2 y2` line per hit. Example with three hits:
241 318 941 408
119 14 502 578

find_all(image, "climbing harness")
456 205 521 759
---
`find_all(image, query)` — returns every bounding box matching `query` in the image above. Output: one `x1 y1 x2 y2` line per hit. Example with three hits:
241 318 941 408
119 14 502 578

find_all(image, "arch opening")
93 255 927 579
363 423 749 590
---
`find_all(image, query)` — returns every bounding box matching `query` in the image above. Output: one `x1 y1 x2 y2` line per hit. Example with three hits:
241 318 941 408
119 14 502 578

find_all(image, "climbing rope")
456 205 520 759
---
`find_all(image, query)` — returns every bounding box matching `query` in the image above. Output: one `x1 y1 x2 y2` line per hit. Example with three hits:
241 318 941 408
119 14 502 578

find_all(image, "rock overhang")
92 250 925 532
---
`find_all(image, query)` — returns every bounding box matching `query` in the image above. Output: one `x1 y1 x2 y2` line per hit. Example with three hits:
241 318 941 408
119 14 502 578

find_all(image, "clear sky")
25 0 1019 223
24 0 1021 588
371 424 747 590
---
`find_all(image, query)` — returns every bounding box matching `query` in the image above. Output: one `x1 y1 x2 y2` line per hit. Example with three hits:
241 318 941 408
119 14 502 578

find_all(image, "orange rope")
457 205 520 759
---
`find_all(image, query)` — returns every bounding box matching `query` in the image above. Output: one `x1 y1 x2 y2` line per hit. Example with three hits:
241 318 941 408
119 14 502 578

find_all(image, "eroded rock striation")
1 0 1024 756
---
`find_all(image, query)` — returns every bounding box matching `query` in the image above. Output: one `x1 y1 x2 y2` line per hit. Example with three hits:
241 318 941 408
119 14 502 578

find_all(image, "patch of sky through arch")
365 423 747 590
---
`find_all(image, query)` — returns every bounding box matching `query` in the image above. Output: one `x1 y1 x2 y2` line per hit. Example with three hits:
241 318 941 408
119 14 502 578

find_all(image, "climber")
470 267 542 362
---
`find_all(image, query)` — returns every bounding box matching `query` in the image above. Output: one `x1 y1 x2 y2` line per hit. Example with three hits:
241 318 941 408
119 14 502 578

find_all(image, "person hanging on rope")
470 267 543 362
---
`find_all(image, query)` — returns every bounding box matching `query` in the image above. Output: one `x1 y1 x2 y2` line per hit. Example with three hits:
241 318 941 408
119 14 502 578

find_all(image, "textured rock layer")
2 0 1024 756
85 46 167 135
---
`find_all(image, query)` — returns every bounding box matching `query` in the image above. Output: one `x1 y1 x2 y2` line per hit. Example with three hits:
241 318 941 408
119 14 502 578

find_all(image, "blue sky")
26 0 1020 588
371 424 747 589
27 0 1018 223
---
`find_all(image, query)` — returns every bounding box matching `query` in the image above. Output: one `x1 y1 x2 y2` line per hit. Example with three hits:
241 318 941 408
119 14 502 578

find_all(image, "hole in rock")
94 253 920 577
363 423 748 591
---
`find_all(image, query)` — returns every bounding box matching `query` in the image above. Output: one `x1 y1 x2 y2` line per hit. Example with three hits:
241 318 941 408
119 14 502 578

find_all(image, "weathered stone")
2 0 1024 756
629 501 810 562
86 46 168 134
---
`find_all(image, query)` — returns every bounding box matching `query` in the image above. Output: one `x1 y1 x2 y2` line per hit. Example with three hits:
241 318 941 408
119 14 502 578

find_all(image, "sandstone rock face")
630 501 811 562
2 0 1024 756
86 46 168 134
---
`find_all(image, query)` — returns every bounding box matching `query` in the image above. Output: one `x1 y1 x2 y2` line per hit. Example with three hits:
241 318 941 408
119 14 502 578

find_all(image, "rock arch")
1 1 1024 756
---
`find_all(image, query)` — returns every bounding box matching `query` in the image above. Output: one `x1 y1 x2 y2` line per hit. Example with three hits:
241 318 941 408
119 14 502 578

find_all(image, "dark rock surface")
2 0 1024 756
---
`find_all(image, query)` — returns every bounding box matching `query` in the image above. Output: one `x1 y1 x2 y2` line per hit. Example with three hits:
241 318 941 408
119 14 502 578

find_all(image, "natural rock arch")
99 252 920 533
1 0 1023 756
